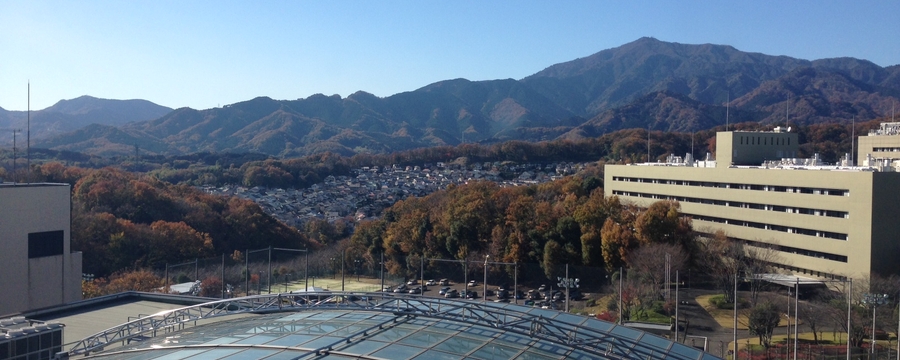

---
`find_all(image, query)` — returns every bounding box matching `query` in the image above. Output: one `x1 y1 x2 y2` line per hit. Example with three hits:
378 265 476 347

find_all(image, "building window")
28 230 64 258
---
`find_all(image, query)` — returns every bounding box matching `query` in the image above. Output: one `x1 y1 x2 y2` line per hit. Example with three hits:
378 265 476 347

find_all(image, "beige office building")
0 183 82 315
605 127 900 280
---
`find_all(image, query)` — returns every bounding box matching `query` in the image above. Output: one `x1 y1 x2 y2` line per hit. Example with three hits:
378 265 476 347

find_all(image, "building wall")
716 131 798 167
857 135 900 163
604 165 900 279
0 184 82 315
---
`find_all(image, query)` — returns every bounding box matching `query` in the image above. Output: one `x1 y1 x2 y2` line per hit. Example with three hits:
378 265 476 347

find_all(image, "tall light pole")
794 278 799 360
483 255 489 303
863 293 889 355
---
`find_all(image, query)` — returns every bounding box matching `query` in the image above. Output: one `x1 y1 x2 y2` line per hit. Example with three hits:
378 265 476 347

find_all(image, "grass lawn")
697 294 794 330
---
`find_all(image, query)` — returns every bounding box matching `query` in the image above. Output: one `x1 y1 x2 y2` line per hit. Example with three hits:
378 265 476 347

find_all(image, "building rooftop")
55 292 719 360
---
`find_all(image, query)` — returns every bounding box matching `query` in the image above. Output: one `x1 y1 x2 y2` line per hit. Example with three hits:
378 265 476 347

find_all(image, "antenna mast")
852 116 855 166
786 94 790 129
27 82 31 182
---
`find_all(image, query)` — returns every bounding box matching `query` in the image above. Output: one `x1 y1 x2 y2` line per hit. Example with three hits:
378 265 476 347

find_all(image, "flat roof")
0 182 69 188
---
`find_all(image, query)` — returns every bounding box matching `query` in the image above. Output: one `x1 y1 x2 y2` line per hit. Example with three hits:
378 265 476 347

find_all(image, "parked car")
468 280 477 287
439 286 451 295
497 290 509 299
426 279 437 286
538 284 547 292
407 279 418 285
382 286 392 292
444 289 459 298
465 290 478 299
439 279 450 286
393 284 408 293
408 287 421 294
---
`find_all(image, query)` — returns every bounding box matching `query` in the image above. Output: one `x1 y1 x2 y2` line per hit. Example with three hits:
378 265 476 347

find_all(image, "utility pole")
1 129 21 182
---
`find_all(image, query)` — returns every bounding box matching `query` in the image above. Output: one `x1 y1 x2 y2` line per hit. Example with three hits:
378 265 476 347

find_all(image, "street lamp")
331 257 337 279
483 255 489 303
863 293 889 354
557 265 579 312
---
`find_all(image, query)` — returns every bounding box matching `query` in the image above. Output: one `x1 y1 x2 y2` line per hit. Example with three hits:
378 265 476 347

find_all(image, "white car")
426 279 437 286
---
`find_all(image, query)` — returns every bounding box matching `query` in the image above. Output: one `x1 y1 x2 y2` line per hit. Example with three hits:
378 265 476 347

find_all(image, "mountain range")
4 37 899 157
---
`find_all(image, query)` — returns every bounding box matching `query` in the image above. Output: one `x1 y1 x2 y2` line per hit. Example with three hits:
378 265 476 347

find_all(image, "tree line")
26 163 318 277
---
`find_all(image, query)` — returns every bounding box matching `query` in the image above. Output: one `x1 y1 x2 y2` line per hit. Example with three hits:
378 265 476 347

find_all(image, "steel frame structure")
68 292 710 359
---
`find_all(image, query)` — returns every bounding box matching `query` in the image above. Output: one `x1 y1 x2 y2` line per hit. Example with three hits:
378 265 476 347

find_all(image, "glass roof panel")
200 336 243 345
257 351 307 360
635 332 673 352
219 348 288 360
182 349 241 359
565 349 602 360
276 312 315 322
524 307 560 319
368 326 414 342
609 324 643 341
336 339 390 355
582 318 615 332
398 330 452 348
412 349 464 360
469 342 521 359
264 334 317 347
299 335 345 349
370 343 427 359
529 340 571 356
515 349 559 360
552 312 587 326
462 325 501 338
233 334 279 345
433 334 487 355
150 349 207 360
496 332 532 346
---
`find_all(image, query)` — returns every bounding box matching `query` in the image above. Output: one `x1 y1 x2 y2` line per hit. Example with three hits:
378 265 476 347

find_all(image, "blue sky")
1 1 898 111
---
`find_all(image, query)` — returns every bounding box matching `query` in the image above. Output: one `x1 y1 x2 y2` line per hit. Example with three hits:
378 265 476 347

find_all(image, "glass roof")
78 294 718 360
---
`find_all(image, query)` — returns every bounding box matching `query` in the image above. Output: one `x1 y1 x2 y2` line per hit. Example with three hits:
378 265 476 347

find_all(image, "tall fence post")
244 248 249 296
221 253 225 299
267 246 272 294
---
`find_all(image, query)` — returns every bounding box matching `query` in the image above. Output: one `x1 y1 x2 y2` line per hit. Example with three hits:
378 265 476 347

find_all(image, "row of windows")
611 176 849 196
739 135 791 146
872 147 900 152
612 190 849 218
733 237 848 264
690 213 848 240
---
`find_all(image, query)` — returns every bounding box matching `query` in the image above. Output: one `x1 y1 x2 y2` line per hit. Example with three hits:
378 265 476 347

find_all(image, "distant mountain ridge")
0 96 172 145
29 37 900 157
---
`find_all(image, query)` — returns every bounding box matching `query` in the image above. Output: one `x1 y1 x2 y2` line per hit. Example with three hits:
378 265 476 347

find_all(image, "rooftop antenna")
725 93 730 131
786 94 791 130
852 116 855 166
27 81 31 182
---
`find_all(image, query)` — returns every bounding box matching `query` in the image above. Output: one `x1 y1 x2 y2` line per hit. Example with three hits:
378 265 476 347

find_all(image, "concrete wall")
716 131 798 167
604 164 899 280
0 184 82 315
858 135 900 164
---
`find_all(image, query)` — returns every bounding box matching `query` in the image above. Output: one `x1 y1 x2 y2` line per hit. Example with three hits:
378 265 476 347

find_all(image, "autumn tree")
199 277 224 298
627 242 688 301
747 302 781 349
104 269 164 294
